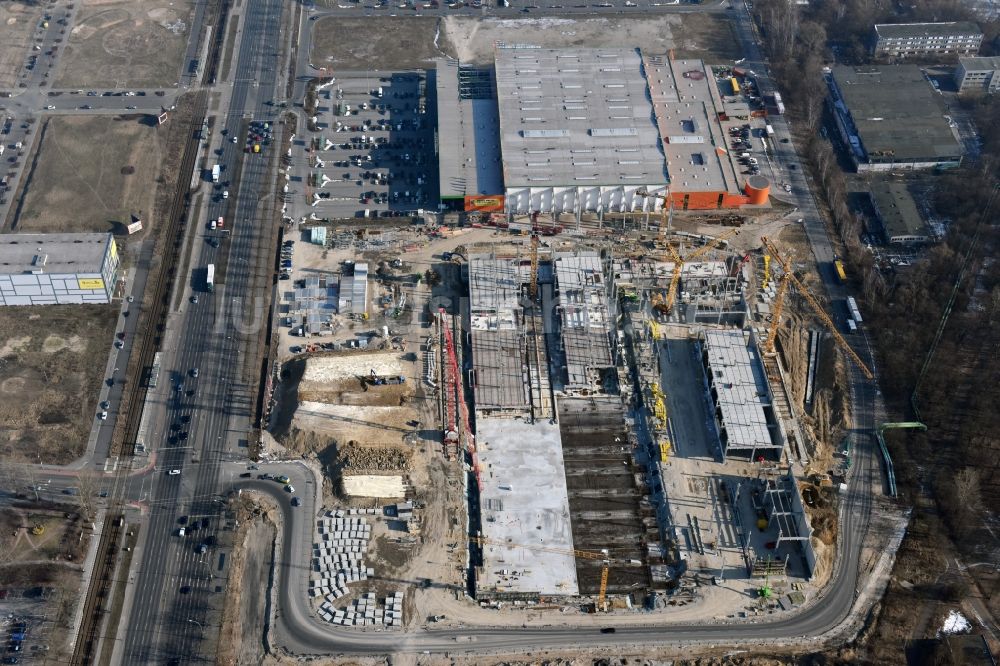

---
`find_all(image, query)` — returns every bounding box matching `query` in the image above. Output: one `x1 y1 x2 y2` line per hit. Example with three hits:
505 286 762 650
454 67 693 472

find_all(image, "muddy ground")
0 305 118 465
310 13 743 71
217 496 277 666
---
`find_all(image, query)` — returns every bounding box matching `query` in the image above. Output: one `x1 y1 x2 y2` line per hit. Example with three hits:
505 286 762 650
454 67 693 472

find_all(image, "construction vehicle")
470 535 629 610
760 237 874 381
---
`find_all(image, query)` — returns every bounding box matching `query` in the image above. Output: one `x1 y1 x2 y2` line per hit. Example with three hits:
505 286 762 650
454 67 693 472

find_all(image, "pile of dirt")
337 443 411 472
217 496 278 665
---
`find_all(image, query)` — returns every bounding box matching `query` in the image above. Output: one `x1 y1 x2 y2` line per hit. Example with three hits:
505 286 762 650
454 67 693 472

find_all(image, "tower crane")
528 211 543 299
470 536 631 610
634 188 673 245
659 228 741 314
759 237 875 381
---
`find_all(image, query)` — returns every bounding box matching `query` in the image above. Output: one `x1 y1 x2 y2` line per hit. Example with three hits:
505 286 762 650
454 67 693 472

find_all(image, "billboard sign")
464 195 505 212
78 278 105 290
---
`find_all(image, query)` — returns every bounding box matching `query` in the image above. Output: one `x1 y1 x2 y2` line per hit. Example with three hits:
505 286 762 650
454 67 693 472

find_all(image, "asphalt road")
118 0 289 660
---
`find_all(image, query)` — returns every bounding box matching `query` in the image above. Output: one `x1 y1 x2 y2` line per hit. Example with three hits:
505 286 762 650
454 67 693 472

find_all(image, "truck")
211 164 221 183
834 259 847 283
773 91 785 115
765 124 775 137
206 263 215 292
846 296 862 324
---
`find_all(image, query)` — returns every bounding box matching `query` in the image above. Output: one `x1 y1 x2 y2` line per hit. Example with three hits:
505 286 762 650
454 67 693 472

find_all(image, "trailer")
846 296 862 324
765 124 775 137
206 263 215 292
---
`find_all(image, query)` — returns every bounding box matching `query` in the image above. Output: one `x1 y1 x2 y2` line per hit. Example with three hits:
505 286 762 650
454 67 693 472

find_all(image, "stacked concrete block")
311 509 390 626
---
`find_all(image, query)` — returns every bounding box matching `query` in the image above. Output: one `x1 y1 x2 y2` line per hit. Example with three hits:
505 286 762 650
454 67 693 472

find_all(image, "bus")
834 259 847 283
206 263 215 292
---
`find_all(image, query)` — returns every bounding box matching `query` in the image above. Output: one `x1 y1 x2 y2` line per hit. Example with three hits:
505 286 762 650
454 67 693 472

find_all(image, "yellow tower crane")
634 188 673 245
471 536 627 610
529 233 540 299
762 254 771 290
760 236 875 381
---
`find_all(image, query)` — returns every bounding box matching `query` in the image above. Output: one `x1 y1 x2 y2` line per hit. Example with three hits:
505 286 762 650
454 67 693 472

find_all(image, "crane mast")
760 237 875 381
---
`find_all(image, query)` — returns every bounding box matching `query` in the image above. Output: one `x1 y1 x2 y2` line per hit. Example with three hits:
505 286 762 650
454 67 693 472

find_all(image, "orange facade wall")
667 191 751 210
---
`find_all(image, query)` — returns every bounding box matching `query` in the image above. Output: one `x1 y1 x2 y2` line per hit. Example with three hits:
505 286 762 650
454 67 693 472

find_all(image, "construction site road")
262 390 878 656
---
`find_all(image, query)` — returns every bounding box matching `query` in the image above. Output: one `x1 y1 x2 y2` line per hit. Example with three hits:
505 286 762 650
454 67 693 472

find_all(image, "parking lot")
290 71 437 220
711 67 796 197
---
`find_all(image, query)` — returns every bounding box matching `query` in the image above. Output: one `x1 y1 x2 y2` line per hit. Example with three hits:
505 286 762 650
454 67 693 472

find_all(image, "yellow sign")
78 278 105 290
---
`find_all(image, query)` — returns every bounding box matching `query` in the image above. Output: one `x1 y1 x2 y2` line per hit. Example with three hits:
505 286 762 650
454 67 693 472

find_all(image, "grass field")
13 115 164 235
0 2 44 89
0 305 118 465
55 0 192 88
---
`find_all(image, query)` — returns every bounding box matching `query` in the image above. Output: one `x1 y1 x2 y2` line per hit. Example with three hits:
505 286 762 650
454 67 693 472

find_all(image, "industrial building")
828 65 965 171
338 262 369 317
868 180 931 244
463 239 820 601
871 22 983 58
701 329 784 460
435 60 505 212
437 47 771 216
954 55 1000 93
0 232 119 306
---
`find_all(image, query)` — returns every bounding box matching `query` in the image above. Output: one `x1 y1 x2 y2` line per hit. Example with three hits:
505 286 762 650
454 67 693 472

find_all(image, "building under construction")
466 236 817 603
468 250 651 601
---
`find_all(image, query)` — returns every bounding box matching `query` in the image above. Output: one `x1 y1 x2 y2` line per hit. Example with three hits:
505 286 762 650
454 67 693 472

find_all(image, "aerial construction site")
423 214 854 618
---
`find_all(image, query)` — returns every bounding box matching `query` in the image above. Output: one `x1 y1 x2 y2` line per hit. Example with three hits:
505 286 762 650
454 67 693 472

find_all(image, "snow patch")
940 610 971 635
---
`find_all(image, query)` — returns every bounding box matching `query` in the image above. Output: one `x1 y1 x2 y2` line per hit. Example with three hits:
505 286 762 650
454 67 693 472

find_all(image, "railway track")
70 92 208 666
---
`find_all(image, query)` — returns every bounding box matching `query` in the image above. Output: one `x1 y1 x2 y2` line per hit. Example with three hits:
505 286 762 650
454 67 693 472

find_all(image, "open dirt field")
311 16 445 71
217 496 276 666
311 13 741 71
0 305 117 465
0 2 43 88
55 0 191 88
11 115 164 236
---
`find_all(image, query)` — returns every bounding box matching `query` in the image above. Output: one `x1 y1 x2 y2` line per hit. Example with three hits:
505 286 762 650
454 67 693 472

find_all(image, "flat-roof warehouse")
828 65 964 171
439 47 771 215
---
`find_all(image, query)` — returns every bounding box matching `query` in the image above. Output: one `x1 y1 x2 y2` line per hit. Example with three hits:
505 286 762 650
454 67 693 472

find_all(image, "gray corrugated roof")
495 47 666 188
